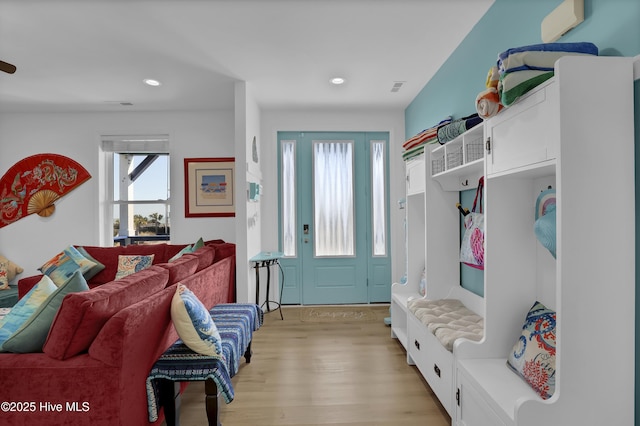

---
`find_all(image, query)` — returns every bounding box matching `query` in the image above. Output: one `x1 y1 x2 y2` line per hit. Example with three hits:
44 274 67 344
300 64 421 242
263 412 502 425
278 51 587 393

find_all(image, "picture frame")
184 157 235 217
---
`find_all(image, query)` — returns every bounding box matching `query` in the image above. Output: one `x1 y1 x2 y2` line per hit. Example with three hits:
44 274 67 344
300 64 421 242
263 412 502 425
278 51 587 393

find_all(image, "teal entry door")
278 131 391 305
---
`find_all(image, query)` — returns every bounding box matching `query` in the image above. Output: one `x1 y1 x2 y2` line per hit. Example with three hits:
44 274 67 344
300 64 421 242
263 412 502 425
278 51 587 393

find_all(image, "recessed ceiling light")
330 77 345 85
143 78 161 87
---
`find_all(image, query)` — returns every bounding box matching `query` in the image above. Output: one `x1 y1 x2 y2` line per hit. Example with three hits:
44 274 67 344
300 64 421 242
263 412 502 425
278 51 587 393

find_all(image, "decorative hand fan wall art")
0 60 16 74
0 154 91 228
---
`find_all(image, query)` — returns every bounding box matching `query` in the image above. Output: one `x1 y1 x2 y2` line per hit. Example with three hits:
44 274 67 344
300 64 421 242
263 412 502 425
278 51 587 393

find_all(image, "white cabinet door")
456 370 506 426
406 155 425 195
485 80 558 176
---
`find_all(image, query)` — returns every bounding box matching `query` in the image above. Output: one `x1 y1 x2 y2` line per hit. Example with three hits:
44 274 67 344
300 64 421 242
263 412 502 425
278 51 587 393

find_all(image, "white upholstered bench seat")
407 298 483 351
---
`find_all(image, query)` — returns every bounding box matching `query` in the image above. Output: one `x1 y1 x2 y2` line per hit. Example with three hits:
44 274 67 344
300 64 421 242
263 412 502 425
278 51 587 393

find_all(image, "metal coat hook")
456 203 470 217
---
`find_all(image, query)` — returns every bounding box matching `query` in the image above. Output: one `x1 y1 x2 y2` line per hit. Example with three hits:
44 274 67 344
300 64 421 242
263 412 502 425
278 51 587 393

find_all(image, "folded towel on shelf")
402 144 426 161
402 116 452 151
437 114 483 144
476 87 503 119
486 66 500 88
499 70 554 107
497 42 598 74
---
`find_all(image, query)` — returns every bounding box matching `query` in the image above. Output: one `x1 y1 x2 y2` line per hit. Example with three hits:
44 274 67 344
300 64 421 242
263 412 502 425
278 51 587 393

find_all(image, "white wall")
0 110 235 278
260 109 406 301
234 82 263 304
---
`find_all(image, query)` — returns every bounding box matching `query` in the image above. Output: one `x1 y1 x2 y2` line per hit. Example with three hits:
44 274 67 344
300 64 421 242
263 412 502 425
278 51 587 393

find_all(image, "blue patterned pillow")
114 255 154 280
507 301 556 399
0 275 57 347
170 283 223 358
39 246 99 285
2 270 89 353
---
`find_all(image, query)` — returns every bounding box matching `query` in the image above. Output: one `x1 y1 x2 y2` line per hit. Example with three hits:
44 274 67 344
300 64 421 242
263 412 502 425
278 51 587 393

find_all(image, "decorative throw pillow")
0 261 8 290
170 283 223 358
0 275 57 347
114 254 154 280
0 254 24 282
169 244 193 262
192 237 205 251
507 301 556 399
39 246 99 286
2 270 89 353
74 246 106 280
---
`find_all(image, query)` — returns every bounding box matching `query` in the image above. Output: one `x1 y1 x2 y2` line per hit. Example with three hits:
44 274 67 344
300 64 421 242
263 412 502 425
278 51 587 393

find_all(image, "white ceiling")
0 0 493 113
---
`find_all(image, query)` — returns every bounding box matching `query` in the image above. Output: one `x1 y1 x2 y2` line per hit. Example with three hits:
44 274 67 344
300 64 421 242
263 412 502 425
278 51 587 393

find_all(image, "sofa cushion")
80 244 186 284
0 275 57 346
1 270 89 353
114 254 154 279
188 245 216 272
157 254 199 284
170 283 223 358
208 241 235 263
43 266 169 360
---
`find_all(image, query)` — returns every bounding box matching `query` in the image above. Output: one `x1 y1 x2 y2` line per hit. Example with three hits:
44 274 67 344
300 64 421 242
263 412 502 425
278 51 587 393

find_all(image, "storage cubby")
391 154 426 351
454 56 635 426
431 125 484 191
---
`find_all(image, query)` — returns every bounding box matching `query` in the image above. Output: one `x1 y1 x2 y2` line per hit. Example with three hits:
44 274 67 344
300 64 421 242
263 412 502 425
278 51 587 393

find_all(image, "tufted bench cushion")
407 298 483 351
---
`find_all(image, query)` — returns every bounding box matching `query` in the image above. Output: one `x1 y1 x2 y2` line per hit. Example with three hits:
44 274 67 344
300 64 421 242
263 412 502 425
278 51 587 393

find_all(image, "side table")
250 251 284 320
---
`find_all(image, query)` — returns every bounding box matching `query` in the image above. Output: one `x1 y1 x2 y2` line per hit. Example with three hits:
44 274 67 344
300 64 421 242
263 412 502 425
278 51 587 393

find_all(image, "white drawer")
408 313 454 416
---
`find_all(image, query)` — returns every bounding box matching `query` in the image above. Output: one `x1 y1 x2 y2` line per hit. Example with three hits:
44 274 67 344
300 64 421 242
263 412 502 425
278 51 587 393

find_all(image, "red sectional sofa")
0 240 235 426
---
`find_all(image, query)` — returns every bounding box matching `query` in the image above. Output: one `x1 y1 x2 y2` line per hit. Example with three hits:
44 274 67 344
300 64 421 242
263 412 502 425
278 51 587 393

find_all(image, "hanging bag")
460 177 485 270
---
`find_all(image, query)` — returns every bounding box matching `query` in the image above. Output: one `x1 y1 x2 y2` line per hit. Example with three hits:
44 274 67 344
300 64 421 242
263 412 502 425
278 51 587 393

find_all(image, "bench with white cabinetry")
392 124 486 417
454 56 635 426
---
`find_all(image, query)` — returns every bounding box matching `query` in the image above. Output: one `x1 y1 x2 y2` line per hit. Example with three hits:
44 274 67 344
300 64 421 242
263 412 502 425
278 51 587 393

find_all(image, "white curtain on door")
281 141 296 256
371 141 387 256
313 141 354 256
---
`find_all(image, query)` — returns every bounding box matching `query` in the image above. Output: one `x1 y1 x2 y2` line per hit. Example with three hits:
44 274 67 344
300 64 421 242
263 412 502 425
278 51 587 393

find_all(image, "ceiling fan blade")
0 60 17 74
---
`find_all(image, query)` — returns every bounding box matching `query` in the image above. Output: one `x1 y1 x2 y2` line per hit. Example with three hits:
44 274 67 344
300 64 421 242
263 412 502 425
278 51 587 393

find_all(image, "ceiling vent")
391 81 405 93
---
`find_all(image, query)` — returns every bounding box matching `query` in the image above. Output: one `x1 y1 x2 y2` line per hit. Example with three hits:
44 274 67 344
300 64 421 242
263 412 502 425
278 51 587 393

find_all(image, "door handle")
303 224 309 234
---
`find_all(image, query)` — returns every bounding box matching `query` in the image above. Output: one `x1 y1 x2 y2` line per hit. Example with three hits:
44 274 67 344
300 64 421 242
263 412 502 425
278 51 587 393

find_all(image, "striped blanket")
146 303 263 422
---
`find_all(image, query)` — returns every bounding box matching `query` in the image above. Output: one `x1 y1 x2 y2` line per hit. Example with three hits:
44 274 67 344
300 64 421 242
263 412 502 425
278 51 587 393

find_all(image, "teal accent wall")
405 0 640 421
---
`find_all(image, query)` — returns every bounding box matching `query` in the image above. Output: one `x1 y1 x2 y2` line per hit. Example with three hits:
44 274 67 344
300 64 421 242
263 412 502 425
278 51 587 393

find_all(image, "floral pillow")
0 254 23 282
114 254 154 280
507 301 556 399
0 262 9 290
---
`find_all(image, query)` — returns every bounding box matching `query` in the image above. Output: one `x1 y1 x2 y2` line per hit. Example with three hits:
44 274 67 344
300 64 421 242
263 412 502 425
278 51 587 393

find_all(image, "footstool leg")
244 341 253 363
205 378 222 426
158 379 181 426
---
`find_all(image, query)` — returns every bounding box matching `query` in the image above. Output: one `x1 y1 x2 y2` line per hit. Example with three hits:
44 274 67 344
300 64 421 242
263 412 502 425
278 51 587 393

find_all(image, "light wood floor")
163 305 450 426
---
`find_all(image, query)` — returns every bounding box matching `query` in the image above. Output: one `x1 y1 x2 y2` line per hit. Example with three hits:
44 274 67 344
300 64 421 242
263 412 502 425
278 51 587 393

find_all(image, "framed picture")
184 157 235 217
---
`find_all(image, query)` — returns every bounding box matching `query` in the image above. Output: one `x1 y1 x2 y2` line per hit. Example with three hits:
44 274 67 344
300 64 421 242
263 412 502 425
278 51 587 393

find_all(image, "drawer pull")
433 364 441 377
414 339 420 350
